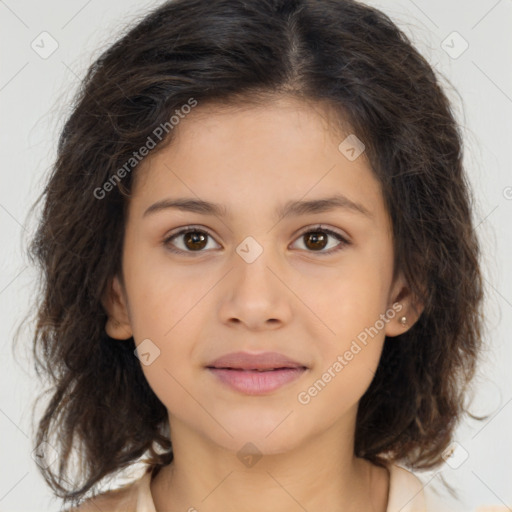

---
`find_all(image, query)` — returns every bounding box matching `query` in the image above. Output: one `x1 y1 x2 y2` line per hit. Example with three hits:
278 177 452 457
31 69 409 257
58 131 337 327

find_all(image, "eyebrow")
143 193 372 220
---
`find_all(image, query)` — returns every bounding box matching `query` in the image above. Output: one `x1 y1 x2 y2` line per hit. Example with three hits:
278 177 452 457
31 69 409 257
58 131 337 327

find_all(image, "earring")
399 316 407 326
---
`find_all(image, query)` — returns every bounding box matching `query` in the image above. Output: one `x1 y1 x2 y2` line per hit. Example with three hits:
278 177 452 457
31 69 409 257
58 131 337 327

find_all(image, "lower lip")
207 367 307 395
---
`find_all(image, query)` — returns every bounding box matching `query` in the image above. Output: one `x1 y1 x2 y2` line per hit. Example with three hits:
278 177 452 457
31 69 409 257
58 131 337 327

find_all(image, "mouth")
205 351 308 395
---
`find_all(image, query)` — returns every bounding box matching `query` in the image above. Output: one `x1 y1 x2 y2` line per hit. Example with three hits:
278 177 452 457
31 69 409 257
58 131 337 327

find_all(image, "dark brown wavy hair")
24 0 485 505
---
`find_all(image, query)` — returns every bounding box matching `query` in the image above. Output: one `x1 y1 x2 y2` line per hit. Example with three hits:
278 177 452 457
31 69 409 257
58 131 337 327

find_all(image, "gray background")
1 0 511 510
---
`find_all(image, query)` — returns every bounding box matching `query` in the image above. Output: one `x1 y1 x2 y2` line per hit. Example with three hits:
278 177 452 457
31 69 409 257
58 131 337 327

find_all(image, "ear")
101 274 133 340
384 270 424 338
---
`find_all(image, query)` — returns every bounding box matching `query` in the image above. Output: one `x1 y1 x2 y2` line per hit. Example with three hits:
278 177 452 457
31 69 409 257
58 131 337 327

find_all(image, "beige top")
75 463 428 512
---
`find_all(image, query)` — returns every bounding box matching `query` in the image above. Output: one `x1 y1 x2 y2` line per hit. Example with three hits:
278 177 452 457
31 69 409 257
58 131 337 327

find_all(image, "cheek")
124 276 208 413
132 308 200 417
297 258 390 339
295 254 390 391
139 358 189 412
124 247 203 339
297 274 389 416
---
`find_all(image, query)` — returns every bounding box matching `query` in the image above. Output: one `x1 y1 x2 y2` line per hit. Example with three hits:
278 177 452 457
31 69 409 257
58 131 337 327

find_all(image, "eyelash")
162 224 351 256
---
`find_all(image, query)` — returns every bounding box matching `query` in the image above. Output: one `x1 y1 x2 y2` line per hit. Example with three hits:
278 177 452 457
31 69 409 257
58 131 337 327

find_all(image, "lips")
206 351 307 371
205 351 308 395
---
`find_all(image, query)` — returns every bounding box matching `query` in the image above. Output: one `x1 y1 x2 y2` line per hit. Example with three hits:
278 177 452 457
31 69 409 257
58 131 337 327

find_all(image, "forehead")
129 96 387 226
145 96 351 166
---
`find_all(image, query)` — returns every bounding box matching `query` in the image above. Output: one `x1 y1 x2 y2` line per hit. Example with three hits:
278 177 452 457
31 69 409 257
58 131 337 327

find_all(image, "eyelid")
291 224 351 254
164 224 216 240
163 225 220 255
163 224 351 255
293 224 350 243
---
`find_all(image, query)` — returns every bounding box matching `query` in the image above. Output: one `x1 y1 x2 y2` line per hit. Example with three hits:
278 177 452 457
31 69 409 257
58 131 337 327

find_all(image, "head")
28 0 484 502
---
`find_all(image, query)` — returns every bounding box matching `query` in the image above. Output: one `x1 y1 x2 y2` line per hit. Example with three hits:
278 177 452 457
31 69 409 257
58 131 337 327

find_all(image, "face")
104 96 413 456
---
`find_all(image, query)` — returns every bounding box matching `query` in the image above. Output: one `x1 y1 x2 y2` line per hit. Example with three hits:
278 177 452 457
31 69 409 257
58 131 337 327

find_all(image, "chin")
201 411 306 455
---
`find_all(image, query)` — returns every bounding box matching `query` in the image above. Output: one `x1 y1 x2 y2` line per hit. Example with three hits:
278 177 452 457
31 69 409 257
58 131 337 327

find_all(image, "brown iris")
303 231 328 251
183 231 208 250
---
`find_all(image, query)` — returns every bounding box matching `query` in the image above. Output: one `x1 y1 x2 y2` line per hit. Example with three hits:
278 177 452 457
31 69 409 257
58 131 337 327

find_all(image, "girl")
27 0 484 511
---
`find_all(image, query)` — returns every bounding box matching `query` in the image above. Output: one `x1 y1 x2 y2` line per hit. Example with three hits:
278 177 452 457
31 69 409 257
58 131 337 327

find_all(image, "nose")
217 244 293 331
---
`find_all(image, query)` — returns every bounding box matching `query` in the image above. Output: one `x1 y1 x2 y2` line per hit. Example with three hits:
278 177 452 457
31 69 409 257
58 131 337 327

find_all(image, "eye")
163 224 350 256
290 225 350 255
163 226 220 255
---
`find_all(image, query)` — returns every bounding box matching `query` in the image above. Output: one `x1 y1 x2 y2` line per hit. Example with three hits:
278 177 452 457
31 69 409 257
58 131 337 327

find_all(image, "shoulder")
388 464 425 491
64 474 147 512
387 464 427 512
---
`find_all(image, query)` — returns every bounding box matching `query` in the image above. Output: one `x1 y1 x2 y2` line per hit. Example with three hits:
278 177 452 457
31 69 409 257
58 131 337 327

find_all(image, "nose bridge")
234 233 279 295
218 234 292 327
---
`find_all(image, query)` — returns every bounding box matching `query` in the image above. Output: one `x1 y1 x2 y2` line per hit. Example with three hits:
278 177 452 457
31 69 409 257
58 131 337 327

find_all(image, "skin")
102 95 422 512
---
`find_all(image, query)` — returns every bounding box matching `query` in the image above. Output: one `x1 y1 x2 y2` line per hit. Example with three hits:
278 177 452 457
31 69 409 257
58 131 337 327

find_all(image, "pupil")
185 231 207 250
306 231 327 250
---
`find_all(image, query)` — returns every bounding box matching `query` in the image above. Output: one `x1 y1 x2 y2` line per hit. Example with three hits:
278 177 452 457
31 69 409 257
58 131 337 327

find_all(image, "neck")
150 416 389 512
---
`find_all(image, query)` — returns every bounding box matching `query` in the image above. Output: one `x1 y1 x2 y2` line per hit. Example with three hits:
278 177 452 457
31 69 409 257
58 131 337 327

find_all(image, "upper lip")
206 351 307 371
